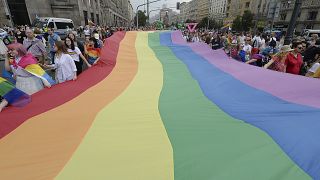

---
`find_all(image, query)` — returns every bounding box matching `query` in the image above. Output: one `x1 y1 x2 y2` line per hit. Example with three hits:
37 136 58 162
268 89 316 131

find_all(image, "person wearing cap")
264 45 293 72
284 41 304 75
93 33 103 48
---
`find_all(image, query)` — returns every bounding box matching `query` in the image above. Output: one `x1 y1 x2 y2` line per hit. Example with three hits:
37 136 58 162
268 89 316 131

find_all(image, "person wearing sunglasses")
284 41 303 75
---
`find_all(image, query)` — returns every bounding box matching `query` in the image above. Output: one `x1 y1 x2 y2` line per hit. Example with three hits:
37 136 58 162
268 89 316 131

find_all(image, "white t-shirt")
308 63 320 73
243 44 252 53
239 35 246 44
84 29 90 36
68 47 81 62
260 38 266 50
252 36 262 48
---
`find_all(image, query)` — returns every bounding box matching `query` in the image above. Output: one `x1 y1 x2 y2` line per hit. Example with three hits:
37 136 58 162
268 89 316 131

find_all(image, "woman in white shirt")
46 41 77 83
65 37 91 75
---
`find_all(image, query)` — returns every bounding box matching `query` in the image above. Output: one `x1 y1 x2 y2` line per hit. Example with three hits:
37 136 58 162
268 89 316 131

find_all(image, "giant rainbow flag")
0 31 319 180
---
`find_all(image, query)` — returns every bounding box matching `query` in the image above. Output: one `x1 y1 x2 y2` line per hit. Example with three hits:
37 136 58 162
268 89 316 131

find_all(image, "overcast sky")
130 0 191 17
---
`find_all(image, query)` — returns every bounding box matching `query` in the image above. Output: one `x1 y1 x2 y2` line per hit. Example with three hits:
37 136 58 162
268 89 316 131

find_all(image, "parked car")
33 17 77 39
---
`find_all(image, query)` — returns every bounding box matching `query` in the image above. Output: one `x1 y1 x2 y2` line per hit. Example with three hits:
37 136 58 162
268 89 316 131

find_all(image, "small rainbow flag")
24 64 56 86
0 77 30 107
0 31 319 180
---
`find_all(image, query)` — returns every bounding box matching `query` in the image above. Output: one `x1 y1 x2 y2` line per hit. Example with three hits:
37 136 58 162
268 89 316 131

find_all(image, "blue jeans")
50 51 56 64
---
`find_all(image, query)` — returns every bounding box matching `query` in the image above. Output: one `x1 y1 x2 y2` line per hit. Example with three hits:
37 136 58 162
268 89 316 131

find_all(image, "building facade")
100 0 133 27
224 0 241 24
0 0 11 26
274 0 320 33
198 0 210 22
0 0 133 27
209 0 227 22
179 0 200 22
179 2 189 22
224 0 274 26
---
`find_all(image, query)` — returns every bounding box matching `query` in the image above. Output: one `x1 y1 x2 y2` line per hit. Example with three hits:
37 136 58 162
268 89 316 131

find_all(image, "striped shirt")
23 38 46 57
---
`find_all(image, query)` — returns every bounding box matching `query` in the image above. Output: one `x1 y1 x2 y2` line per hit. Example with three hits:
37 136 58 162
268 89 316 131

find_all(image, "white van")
33 17 77 38
302 29 320 40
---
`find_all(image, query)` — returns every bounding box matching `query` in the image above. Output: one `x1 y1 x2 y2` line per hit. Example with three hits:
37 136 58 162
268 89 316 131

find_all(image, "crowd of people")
0 25 121 112
183 30 320 78
1 25 320 112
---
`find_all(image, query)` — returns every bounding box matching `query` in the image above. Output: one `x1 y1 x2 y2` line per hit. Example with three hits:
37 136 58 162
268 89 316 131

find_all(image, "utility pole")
136 0 161 28
147 0 150 25
284 0 302 45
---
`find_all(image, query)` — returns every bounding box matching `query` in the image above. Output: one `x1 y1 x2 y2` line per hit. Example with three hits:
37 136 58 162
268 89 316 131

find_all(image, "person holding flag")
4 43 55 95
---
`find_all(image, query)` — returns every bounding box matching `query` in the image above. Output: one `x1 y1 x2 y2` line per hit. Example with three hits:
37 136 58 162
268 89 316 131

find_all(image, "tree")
134 10 147 27
185 19 196 23
198 17 216 29
242 10 254 31
215 21 223 29
232 16 242 31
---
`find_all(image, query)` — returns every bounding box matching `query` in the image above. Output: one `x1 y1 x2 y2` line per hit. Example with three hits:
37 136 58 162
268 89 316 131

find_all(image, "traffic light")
177 2 180 10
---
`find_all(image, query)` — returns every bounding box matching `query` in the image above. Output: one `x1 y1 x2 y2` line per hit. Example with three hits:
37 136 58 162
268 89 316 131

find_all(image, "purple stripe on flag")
171 31 320 109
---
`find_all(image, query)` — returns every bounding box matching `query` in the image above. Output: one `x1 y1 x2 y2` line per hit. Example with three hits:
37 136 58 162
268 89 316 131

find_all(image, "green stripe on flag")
149 32 310 180
0 81 14 96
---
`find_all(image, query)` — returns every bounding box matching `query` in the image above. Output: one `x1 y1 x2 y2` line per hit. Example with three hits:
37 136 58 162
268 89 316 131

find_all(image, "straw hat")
280 45 294 52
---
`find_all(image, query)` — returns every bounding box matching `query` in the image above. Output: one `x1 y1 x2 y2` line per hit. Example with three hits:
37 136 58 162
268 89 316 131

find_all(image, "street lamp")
284 0 302 45
136 0 162 28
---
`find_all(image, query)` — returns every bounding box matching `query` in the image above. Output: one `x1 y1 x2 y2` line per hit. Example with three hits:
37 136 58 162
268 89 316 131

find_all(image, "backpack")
269 38 276 48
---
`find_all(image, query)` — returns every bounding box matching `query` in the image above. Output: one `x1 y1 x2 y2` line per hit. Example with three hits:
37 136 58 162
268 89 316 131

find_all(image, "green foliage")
134 10 147 27
242 10 254 31
185 19 196 23
232 16 242 31
197 17 222 29
232 10 254 32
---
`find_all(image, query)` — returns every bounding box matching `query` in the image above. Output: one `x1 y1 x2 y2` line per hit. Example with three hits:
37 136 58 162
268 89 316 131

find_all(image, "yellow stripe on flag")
25 64 45 76
56 32 174 180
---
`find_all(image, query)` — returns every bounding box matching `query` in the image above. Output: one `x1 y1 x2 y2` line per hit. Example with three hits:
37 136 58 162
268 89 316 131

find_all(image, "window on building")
245 2 250 8
226 13 229 17
307 11 318 20
83 11 88 25
96 14 100 25
280 13 287 21
306 24 314 29
91 13 94 22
